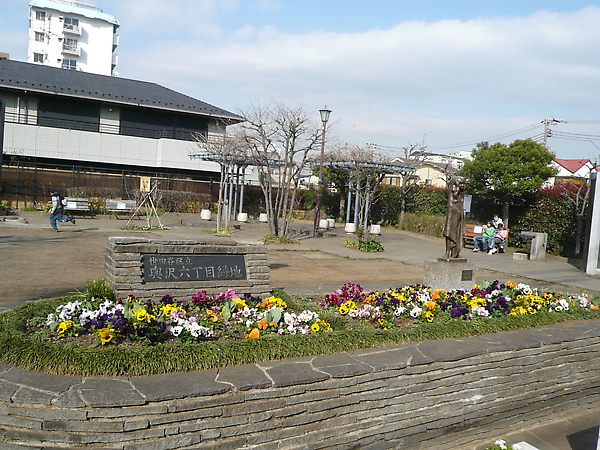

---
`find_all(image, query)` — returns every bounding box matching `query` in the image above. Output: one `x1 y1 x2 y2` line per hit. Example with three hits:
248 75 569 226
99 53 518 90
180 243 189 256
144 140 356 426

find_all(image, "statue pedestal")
423 258 475 291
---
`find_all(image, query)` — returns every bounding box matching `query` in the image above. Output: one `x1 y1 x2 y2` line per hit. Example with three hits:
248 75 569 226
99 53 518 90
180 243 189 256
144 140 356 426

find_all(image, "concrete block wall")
1 320 600 448
105 237 270 300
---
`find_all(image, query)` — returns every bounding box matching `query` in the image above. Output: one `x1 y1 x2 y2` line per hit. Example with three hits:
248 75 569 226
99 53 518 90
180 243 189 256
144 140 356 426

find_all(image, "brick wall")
1 320 599 448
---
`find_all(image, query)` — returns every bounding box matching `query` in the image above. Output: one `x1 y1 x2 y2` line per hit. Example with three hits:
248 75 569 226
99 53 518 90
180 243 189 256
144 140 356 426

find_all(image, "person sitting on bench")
488 224 508 255
473 221 495 252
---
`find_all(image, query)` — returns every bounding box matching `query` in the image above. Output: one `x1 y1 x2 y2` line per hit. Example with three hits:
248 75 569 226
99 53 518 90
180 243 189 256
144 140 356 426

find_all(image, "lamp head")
319 107 332 124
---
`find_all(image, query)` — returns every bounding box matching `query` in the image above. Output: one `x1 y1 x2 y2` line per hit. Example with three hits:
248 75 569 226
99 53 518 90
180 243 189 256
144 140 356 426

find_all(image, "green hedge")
510 186 581 256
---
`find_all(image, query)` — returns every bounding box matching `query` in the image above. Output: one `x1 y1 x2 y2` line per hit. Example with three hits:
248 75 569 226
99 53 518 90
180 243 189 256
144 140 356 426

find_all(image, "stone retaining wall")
105 237 269 300
1 320 600 448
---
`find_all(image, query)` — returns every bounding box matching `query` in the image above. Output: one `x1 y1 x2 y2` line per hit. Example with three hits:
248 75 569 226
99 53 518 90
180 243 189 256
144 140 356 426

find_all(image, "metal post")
313 107 331 237
239 167 246 214
363 176 371 233
353 174 361 228
227 164 234 221
233 164 240 220
345 179 353 224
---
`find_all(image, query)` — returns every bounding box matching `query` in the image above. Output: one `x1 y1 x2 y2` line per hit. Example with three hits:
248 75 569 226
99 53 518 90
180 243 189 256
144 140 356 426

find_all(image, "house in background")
27 0 119 76
0 59 243 199
548 158 598 186
384 159 456 188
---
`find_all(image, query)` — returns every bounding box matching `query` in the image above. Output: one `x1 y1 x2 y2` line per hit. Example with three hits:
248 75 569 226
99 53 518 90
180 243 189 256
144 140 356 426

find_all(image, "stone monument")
423 176 475 291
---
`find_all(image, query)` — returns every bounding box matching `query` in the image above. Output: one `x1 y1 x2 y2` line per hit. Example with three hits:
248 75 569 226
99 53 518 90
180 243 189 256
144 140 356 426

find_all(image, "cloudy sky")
2 0 600 159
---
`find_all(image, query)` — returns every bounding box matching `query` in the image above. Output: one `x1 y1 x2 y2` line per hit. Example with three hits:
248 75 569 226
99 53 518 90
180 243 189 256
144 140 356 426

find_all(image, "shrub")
405 186 447 215
357 237 384 252
398 213 445 237
371 184 404 225
371 185 447 226
511 186 577 255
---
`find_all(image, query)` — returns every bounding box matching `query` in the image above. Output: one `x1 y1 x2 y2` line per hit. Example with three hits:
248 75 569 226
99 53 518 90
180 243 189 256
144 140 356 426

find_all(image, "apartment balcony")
112 53 118 67
61 45 80 56
63 24 81 35
113 34 119 49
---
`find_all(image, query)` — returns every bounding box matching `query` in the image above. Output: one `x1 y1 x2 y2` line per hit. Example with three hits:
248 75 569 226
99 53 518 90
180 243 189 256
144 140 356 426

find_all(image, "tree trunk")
575 214 584 255
502 201 510 229
399 194 406 229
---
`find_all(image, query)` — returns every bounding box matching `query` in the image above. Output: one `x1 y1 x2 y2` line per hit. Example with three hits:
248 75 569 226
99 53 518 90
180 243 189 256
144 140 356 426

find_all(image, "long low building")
0 59 243 183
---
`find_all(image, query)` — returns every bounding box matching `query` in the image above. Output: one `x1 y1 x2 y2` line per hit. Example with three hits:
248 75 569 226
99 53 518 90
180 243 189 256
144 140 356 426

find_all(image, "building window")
38 97 100 132
34 31 44 42
63 17 79 31
33 53 44 63
62 59 77 70
120 107 208 141
35 10 46 20
63 38 78 52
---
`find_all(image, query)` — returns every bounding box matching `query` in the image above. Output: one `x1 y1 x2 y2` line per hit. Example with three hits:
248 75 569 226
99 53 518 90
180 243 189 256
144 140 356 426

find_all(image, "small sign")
142 254 247 282
463 194 472 213
461 269 473 281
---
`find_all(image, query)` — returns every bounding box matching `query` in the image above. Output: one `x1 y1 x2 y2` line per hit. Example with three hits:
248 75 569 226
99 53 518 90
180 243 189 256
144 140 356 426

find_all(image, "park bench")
463 223 507 253
105 199 139 219
463 223 482 248
64 197 94 218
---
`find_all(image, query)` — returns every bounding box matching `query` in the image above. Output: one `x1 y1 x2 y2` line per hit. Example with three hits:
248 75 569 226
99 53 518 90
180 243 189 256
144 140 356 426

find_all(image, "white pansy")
394 306 406 316
168 325 183 337
410 305 422 318
516 283 532 294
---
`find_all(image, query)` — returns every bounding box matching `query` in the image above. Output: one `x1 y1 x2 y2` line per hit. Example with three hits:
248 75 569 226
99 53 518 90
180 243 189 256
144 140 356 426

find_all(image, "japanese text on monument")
142 254 247 282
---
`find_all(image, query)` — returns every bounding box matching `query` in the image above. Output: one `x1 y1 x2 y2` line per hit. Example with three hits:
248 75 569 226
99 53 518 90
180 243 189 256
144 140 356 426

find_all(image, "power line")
370 119 600 155
427 123 542 151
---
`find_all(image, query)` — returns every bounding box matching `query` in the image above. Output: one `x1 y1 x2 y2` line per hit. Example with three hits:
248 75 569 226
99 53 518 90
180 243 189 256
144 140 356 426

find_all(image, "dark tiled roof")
0 59 242 122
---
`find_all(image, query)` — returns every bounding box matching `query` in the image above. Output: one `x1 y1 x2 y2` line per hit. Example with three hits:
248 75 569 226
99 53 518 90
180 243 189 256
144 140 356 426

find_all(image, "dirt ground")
0 212 572 309
0 225 425 308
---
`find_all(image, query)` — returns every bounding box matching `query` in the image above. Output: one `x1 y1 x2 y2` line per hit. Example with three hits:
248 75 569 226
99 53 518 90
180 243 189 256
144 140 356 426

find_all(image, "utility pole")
542 117 562 149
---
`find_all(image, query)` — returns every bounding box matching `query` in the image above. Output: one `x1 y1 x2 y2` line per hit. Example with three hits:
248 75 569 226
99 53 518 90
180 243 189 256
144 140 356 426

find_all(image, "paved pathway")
1 212 600 449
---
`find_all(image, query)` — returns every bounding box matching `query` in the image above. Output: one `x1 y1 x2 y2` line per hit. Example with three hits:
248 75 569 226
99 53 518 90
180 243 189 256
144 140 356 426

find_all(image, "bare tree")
239 102 321 236
390 143 428 227
558 162 596 255
324 143 404 233
191 125 248 233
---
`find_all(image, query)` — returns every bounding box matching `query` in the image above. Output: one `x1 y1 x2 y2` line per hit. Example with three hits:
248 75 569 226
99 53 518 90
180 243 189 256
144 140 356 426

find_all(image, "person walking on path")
49 189 76 232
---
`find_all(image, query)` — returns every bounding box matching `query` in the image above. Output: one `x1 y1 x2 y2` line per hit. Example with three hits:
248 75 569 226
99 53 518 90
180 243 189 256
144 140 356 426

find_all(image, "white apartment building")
27 0 119 76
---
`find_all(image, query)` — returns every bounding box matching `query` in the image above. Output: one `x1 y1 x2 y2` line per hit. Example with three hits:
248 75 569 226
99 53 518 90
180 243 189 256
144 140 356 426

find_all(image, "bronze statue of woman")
442 176 466 259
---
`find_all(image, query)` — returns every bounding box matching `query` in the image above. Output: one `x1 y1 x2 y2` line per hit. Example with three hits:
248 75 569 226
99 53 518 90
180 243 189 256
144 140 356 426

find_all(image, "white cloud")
114 5 600 157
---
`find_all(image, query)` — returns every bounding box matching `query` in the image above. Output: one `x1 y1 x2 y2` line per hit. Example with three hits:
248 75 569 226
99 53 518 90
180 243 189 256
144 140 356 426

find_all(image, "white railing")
62 44 80 56
63 24 81 35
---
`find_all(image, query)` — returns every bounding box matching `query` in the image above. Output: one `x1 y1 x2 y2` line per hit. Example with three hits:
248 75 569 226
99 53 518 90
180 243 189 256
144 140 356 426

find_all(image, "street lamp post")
313 107 331 237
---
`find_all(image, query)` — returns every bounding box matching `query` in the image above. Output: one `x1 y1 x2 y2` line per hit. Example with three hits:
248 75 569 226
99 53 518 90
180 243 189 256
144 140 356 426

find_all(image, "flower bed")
34 280 600 347
322 280 599 328
43 289 331 347
1 281 600 376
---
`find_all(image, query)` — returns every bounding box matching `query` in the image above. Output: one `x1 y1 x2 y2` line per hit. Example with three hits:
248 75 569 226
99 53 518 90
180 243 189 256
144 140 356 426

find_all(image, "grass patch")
120 225 170 231
260 234 301 245
1 290 599 377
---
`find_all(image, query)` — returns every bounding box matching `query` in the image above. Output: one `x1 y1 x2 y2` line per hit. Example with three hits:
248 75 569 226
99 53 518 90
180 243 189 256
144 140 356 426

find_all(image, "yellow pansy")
57 320 75 334
97 327 115 345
